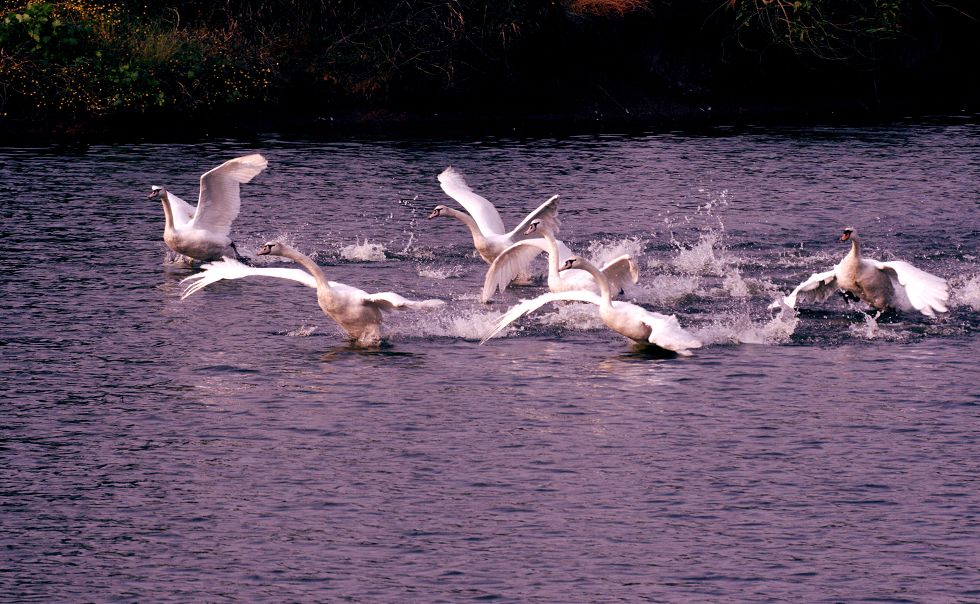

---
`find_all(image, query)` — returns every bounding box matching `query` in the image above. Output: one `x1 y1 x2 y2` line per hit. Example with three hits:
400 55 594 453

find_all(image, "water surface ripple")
2 124 979 602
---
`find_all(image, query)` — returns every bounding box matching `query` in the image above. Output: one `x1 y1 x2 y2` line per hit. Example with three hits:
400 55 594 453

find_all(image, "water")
2 123 979 602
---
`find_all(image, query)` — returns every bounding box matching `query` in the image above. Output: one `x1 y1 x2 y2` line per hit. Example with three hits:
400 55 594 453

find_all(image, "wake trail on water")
228 190 978 347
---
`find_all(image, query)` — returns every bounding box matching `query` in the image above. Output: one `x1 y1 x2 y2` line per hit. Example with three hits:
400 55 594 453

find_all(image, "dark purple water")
2 123 979 602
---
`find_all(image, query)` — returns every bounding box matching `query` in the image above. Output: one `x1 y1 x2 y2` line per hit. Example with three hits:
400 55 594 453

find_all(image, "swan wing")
438 166 506 235
506 195 561 241
481 239 549 302
481 290 602 344
600 255 640 294
166 192 196 228
189 154 268 237
180 257 317 299
772 268 839 309
875 260 949 317
554 237 575 262
364 292 446 312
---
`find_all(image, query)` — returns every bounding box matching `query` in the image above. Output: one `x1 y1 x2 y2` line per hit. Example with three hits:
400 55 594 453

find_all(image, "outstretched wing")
875 260 949 317
190 154 268 237
180 257 316 299
437 166 506 235
506 195 561 241
481 238 548 303
771 268 839 310
481 290 602 344
600 255 640 294
364 292 445 312
166 192 196 229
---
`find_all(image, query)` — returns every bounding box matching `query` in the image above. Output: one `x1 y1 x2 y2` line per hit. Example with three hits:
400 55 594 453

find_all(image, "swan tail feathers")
642 312 703 353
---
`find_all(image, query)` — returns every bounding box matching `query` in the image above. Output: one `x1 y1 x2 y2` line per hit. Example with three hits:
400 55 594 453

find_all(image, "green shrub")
0 0 269 119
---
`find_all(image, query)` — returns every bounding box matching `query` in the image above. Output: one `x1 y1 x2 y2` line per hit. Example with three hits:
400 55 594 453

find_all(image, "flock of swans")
155 154 951 355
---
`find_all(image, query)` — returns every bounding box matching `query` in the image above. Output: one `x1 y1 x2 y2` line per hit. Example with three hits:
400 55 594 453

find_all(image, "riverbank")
2 0 977 143
2 89 977 144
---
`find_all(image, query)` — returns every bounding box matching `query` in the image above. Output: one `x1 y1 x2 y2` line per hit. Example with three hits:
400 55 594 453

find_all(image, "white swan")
429 166 561 266
149 154 268 262
481 219 640 303
181 241 445 346
482 257 702 355
773 227 949 317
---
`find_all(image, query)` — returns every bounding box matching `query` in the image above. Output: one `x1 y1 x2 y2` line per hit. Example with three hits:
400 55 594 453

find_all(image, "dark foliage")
0 0 977 132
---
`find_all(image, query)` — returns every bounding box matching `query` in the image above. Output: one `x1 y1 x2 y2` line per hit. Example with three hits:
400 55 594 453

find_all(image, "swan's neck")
543 232 561 279
159 193 175 234
278 247 333 294
445 207 488 250
844 237 862 264
577 259 612 305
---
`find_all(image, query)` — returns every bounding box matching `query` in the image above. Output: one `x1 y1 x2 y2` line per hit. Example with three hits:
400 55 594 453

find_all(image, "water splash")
585 237 646 266
535 302 604 331
693 308 798 346
672 230 729 275
953 274 980 311
418 264 466 279
848 313 880 339
249 232 304 265
286 324 319 337
394 308 504 341
721 267 751 298
630 274 702 305
339 239 386 262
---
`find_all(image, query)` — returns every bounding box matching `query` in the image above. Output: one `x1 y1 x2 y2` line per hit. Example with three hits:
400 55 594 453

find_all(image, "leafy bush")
0 0 270 119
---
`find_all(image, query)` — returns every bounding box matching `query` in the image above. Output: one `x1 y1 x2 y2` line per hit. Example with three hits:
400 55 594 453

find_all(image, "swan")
429 166 561 266
481 219 640 303
772 227 949 317
482 257 702 355
149 154 268 262
181 241 445 346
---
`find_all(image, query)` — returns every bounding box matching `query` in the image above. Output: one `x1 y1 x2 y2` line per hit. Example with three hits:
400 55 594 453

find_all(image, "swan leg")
838 289 861 304
230 242 253 266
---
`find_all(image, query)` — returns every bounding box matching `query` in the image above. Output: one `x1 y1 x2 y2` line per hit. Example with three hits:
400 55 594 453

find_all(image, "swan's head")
428 205 449 219
147 185 165 199
524 219 542 235
559 256 583 272
840 227 858 242
257 241 284 256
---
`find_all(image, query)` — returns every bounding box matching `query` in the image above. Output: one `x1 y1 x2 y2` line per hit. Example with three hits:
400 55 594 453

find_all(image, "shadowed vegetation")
0 0 977 133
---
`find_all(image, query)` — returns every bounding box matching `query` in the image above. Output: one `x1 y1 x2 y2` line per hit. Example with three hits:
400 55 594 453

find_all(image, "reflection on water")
1 123 979 602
